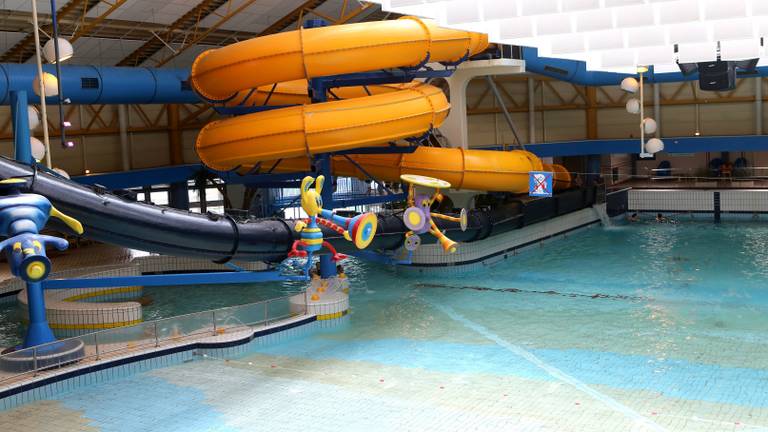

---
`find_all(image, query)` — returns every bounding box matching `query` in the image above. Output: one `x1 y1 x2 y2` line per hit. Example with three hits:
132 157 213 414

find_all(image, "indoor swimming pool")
2 220 768 431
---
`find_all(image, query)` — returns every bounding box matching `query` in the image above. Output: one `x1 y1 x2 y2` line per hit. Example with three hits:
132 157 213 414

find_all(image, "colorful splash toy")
0 177 83 348
400 174 468 253
289 175 378 275
0 179 83 283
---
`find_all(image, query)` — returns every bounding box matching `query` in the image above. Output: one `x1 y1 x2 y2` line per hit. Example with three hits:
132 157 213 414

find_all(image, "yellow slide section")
191 17 571 194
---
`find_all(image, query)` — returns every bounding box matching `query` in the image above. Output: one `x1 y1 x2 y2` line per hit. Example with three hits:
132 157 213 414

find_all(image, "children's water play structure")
0 15 577 380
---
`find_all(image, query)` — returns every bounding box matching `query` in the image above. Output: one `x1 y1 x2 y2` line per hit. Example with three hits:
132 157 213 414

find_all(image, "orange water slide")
190 17 570 194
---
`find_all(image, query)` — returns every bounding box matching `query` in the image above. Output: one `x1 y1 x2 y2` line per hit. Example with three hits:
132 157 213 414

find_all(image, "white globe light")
620 77 639 94
27 106 40 130
30 136 46 161
626 98 640 114
52 168 70 179
643 117 657 135
645 138 664 154
32 72 58 97
42 38 74 64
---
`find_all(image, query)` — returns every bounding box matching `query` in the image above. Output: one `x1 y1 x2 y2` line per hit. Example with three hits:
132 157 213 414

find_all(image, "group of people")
627 212 674 223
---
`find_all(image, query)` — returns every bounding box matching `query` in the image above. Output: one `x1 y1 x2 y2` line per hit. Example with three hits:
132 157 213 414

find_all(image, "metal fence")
0 294 305 384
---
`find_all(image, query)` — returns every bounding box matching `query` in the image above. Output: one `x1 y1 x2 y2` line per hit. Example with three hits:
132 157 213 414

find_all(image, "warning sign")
529 171 553 197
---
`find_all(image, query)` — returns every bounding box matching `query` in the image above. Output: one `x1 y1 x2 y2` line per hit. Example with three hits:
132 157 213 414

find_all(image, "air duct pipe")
0 64 199 105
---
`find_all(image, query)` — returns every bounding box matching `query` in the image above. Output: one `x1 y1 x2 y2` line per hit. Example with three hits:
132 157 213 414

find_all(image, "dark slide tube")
0 157 295 262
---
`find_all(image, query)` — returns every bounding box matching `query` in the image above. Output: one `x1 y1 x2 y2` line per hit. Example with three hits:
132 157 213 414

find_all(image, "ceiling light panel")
369 0 768 71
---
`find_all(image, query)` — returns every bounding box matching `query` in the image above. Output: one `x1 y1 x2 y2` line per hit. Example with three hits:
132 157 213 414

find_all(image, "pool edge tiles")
0 314 329 412
403 206 603 273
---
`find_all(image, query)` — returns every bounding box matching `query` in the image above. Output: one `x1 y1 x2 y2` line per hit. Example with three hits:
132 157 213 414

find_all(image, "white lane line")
431 302 669 432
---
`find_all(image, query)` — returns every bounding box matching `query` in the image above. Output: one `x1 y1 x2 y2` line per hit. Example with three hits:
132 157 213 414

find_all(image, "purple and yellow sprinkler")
400 174 467 253
288 175 378 276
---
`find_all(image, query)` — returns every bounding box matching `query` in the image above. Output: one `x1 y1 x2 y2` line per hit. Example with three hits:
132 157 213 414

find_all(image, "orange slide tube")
191 17 571 193
252 148 543 193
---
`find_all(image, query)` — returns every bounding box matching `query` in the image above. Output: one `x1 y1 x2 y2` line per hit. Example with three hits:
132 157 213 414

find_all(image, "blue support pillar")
586 154 601 185
315 153 337 279
22 282 56 348
9 90 33 164
169 181 190 210
304 19 336 280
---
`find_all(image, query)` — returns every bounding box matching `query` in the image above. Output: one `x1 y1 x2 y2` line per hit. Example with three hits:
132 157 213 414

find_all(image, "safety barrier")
0 294 303 382
606 187 631 217
628 189 768 214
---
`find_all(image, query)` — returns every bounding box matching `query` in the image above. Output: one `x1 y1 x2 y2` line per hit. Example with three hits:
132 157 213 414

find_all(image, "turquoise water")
0 301 23 349
141 280 306 321
3 221 768 431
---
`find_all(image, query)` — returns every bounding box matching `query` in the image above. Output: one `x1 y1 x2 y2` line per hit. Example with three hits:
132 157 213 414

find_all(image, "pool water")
3 221 768 431
0 302 23 349
140 279 306 321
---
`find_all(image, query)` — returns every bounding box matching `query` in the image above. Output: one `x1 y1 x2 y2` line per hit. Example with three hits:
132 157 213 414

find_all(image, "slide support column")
10 90 33 164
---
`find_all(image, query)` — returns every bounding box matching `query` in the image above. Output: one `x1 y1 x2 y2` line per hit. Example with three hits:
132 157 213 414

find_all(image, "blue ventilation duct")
0 64 199 105
521 47 768 86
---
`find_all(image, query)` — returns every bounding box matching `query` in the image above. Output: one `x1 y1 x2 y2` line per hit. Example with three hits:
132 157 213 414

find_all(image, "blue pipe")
2 47 764 108
0 64 199 105
9 91 32 164
521 47 768 86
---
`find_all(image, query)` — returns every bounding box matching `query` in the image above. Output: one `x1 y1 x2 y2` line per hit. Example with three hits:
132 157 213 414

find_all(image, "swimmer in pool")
628 212 639 222
655 213 667 222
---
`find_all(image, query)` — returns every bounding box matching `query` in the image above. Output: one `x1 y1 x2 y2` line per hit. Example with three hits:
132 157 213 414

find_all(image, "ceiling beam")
154 0 261 67
69 0 130 44
0 0 102 63
0 9 259 48
116 0 233 67
257 0 325 36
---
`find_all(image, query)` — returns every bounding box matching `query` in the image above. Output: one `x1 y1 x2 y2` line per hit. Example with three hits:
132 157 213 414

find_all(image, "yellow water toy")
289 175 378 274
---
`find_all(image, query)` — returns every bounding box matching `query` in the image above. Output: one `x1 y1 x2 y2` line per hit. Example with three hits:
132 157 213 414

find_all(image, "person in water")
628 213 639 222
656 213 666 222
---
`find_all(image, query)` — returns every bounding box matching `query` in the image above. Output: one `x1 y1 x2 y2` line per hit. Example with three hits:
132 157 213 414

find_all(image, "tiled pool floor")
2 222 768 431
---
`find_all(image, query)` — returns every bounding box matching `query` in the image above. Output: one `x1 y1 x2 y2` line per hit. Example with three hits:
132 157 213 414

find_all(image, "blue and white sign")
529 171 553 197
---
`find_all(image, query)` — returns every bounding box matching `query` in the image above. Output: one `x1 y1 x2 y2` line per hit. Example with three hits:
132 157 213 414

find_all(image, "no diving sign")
529 171 553 197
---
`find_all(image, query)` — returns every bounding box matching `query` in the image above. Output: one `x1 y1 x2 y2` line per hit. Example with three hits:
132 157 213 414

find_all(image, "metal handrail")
0 293 308 384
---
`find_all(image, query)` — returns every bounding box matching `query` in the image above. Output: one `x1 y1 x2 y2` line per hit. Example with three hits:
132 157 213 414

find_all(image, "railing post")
94 333 100 361
304 289 308 315
212 311 217 336
32 347 38 376
264 301 269 327
154 321 159 347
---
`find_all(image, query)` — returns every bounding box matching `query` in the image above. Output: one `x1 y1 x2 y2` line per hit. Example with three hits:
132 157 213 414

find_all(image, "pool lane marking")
431 302 668 432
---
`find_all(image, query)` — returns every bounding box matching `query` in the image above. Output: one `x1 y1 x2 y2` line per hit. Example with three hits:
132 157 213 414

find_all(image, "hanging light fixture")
42 38 73 64
620 65 664 157
27 106 40 130
30 137 46 161
32 72 58 97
